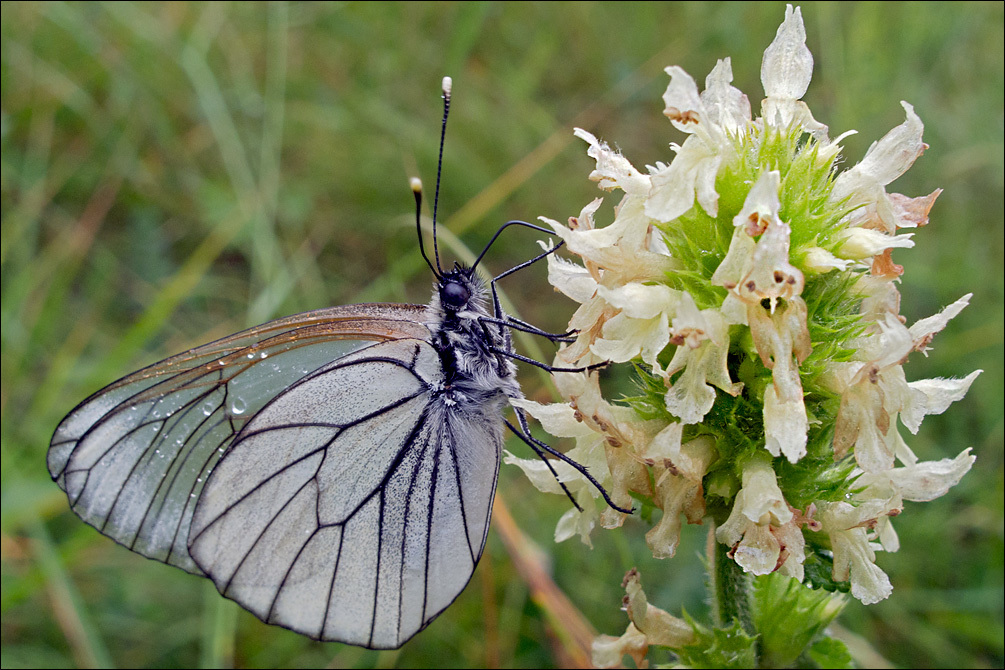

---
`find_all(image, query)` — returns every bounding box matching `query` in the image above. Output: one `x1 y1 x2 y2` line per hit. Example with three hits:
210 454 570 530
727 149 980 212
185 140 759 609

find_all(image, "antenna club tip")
410 177 423 193
441 76 452 98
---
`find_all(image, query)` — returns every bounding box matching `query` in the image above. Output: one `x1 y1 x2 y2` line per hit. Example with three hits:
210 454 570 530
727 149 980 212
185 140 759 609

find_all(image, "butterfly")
47 77 629 649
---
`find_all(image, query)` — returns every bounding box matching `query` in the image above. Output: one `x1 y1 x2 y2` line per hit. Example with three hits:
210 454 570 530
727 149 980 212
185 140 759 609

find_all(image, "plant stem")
708 525 755 636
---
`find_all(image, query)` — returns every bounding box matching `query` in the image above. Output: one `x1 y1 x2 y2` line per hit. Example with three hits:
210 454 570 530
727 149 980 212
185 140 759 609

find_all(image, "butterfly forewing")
48 304 429 574
187 338 502 647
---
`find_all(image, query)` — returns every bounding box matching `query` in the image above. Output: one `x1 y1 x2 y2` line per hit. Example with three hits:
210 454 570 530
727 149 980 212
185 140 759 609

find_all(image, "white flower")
716 458 805 577
908 293 971 354
592 570 696 667
834 297 974 471
855 434 975 502
670 291 712 349
574 128 651 196
546 245 600 304
644 431 715 558
748 298 812 462
832 315 912 471
541 198 674 283
701 58 752 135
712 171 805 313
801 246 852 274
854 445 976 553
593 623 649 670
760 4 828 137
661 307 741 424
540 199 676 370
836 227 915 260
816 498 900 605
517 5 978 635
738 219 805 309
591 283 680 368
645 59 750 222
645 134 724 223
901 371 982 433
734 168 782 236
518 372 662 533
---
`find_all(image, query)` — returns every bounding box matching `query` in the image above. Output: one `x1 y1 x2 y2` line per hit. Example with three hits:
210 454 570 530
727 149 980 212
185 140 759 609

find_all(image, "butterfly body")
426 265 521 410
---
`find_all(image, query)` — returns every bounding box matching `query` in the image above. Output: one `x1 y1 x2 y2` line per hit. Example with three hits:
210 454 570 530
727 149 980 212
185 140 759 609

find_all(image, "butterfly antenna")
471 219 556 272
432 76 451 275
412 178 440 279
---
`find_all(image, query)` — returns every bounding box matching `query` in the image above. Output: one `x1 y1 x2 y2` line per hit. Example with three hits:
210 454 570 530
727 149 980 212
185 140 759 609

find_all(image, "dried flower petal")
574 128 651 195
646 434 715 558
592 624 649 669
623 569 697 647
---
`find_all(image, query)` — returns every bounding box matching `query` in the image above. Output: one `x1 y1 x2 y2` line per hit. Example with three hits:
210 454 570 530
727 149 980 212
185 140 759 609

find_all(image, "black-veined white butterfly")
47 77 629 649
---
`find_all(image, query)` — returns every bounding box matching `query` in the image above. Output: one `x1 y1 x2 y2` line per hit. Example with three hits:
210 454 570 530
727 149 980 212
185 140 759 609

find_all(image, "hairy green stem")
709 525 756 637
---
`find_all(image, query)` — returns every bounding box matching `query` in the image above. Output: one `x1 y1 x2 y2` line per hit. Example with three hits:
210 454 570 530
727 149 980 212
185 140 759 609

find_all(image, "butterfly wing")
48 303 429 573
187 337 503 647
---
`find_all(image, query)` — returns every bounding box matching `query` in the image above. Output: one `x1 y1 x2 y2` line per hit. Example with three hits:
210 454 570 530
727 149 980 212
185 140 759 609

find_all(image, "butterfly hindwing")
187 338 503 648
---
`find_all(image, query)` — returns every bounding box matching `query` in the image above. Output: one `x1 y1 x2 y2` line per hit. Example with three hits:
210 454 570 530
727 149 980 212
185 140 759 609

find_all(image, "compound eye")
441 281 470 309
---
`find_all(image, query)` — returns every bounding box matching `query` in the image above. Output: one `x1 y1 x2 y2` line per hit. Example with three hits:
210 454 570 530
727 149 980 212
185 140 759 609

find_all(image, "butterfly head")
436 264 486 315
440 279 470 310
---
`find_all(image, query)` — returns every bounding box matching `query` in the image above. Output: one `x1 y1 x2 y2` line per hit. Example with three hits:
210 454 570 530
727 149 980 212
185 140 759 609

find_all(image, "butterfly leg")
489 347 608 374
484 233 562 319
481 232 582 342
505 409 634 515
507 315 577 341
478 315 576 343
504 417 583 513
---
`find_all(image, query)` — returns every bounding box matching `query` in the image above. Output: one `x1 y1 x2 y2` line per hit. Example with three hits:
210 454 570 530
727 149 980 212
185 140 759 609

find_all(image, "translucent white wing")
187 338 503 648
48 303 429 574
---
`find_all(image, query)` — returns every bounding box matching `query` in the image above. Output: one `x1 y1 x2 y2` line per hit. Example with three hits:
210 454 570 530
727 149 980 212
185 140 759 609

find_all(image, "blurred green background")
2 2 1001 668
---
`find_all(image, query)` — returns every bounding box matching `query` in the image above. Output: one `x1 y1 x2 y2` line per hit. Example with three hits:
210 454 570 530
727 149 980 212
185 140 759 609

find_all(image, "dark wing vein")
446 423 477 563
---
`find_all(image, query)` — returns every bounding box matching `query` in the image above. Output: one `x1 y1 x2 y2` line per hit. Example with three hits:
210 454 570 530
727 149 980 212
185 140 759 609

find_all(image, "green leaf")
804 636 855 669
751 573 846 668
676 619 759 669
